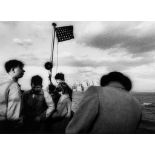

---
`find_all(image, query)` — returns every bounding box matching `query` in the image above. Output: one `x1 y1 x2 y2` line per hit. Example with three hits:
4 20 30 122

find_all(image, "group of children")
22 73 73 133
0 59 73 133
0 59 152 134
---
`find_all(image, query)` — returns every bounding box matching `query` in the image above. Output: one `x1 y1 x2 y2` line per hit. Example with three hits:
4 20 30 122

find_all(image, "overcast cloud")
0 21 155 91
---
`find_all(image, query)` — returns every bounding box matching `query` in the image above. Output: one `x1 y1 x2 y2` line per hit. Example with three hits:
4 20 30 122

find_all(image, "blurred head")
56 82 72 100
100 71 132 91
55 73 65 84
5 59 25 80
31 75 43 93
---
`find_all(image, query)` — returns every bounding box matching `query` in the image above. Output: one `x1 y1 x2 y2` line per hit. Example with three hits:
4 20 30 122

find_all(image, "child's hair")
55 72 65 81
5 59 24 73
31 75 43 86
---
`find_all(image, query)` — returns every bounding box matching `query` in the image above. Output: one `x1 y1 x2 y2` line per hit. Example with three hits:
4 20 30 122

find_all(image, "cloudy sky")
1 21 155 91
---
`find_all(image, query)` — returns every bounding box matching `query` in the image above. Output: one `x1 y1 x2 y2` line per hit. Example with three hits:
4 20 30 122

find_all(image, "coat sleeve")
66 86 99 133
6 83 21 120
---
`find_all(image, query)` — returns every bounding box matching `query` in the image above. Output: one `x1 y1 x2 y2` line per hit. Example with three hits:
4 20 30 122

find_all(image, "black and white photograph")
1 0 155 155
0 21 155 134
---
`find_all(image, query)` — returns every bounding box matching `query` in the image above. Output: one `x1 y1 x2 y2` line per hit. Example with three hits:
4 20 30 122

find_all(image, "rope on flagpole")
56 40 59 74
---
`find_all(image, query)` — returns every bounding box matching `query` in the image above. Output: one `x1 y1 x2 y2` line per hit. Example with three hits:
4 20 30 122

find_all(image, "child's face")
13 66 25 79
56 79 63 85
32 84 42 93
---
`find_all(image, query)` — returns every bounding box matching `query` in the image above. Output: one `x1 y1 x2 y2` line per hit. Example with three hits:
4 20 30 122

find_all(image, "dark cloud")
77 22 155 54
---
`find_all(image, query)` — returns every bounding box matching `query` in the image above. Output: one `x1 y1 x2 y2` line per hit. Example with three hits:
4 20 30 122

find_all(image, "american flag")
55 25 74 42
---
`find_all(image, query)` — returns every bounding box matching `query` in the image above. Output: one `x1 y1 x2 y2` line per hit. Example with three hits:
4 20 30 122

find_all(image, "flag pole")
45 23 74 84
49 22 57 83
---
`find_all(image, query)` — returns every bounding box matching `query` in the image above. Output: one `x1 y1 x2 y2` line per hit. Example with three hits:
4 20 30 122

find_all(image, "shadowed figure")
47 82 73 133
22 75 55 133
66 71 142 134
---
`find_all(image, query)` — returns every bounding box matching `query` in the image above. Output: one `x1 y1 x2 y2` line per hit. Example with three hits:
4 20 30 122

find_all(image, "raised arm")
43 90 55 118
